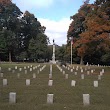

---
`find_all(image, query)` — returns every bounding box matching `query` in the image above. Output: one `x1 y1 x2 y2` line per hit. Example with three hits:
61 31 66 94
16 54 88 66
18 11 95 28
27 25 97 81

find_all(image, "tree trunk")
80 56 84 65
9 51 12 62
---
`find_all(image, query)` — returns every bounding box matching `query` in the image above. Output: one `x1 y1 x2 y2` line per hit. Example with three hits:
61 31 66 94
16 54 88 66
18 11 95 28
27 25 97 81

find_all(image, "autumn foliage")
67 0 110 64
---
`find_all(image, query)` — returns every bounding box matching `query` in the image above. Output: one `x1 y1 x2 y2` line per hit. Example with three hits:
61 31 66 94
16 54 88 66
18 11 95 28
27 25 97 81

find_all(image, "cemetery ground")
0 63 110 110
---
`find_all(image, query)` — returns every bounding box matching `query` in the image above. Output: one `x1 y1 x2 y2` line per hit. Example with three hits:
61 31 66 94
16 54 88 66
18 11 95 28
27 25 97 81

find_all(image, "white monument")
52 39 56 64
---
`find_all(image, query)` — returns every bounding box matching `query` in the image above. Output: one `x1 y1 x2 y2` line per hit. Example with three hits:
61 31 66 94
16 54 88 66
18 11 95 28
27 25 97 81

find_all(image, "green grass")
0 63 110 110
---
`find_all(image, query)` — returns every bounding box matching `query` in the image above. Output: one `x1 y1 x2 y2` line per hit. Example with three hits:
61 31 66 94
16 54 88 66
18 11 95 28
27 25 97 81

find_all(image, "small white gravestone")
24 66 26 69
0 73 3 77
98 75 101 80
94 81 98 87
33 67 35 70
19 68 22 71
63 71 65 75
87 71 90 75
71 80 76 87
81 69 83 73
81 74 84 79
76 67 78 71
65 74 68 79
83 94 90 106
30 65 33 67
8 68 11 71
102 69 104 73
15 66 17 69
48 80 53 86
25 70 27 74
100 71 103 76
49 74 52 79
47 94 54 104
91 70 94 73
71 69 73 72
73 66 75 69
3 79 7 86
26 79 30 86
74 72 77 75
40 68 42 72
30 68 32 72
33 73 36 78
27 66 29 68
0 67 1 71
17 73 20 78
9 92 16 103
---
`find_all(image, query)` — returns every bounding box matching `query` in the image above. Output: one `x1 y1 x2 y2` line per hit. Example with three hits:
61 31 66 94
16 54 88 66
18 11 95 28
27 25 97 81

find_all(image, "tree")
67 0 110 65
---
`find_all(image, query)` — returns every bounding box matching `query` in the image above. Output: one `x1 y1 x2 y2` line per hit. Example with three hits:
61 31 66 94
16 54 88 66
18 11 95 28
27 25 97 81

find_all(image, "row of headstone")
1 78 99 87
8 92 90 106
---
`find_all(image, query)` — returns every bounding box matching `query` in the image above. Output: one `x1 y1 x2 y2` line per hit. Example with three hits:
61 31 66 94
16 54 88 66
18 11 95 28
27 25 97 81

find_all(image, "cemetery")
0 0 110 110
0 63 110 110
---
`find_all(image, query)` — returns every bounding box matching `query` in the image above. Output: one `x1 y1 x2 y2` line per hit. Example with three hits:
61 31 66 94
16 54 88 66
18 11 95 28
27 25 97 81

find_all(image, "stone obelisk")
52 39 56 64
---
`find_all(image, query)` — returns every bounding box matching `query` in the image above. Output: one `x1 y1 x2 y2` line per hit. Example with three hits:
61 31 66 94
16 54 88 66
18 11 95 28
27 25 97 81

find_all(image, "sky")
12 0 95 46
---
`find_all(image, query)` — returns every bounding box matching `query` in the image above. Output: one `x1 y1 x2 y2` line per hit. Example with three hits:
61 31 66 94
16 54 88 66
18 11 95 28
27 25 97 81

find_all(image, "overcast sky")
12 0 95 46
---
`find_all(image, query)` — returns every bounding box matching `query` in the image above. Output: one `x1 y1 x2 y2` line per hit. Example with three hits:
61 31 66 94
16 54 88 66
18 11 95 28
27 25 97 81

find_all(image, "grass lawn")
0 62 110 110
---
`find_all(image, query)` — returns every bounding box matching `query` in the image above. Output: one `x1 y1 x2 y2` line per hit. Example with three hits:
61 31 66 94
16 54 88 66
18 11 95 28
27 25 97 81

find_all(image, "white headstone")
91 70 94 73
98 75 101 80
71 69 73 72
87 71 90 75
81 74 84 79
48 80 53 86
15 66 17 69
74 72 77 75
71 80 76 87
101 69 104 73
9 92 16 103
65 74 68 79
83 94 90 106
33 73 36 78
26 79 30 86
100 71 103 76
30 68 32 72
63 71 65 75
8 68 11 71
3 79 7 86
47 94 54 104
94 81 98 87
81 69 83 73
19 68 22 71
25 70 27 74
24 66 26 69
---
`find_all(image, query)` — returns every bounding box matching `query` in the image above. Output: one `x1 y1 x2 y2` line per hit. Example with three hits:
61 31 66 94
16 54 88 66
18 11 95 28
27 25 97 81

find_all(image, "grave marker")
83 94 90 106
47 94 54 104
48 80 53 86
3 79 7 86
9 92 16 103
26 79 30 86
94 81 98 87
71 80 76 87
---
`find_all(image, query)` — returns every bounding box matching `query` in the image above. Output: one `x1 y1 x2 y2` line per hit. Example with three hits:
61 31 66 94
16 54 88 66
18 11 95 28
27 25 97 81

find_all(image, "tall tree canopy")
0 0 49 62
67 0 110 65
